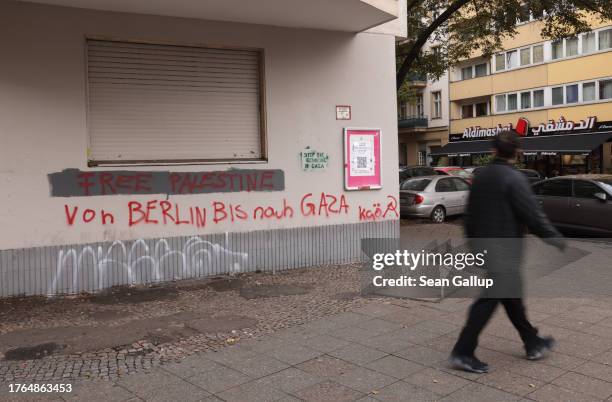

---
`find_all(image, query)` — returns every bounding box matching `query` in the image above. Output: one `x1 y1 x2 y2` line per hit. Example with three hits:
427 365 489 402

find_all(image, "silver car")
400 176 471 223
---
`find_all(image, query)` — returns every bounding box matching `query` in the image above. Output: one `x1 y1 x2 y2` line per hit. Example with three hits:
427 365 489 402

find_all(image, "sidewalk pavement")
20 294 612 402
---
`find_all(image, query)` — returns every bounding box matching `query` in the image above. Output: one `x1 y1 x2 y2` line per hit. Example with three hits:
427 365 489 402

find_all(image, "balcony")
22 0 400 32
407 73 427 87
398 115 428 129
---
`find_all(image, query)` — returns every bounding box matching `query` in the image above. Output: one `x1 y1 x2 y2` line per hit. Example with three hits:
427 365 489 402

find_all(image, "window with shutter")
86 39 265 165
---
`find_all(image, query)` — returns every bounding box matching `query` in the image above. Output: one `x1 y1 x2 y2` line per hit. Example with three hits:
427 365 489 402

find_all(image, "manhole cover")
239 284 311 299
4 343 63 360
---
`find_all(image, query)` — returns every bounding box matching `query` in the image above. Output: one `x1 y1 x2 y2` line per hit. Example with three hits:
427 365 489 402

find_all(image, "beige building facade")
441 16 612 175
0 0 405 296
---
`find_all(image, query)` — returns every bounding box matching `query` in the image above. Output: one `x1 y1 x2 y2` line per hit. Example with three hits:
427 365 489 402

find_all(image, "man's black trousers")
452 298 540 357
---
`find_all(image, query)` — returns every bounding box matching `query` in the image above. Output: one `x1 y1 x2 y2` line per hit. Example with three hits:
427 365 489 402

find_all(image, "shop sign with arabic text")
450 116 609 142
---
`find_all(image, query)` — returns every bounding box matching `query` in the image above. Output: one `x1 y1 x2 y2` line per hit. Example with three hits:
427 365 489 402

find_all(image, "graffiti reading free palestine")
63 193 399 227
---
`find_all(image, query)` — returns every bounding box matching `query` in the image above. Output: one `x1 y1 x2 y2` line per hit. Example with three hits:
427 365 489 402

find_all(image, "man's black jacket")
465 158 562 241
464 158 565 297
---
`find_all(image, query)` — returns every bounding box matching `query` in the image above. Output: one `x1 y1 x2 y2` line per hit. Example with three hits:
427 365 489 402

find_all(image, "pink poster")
344 128 382 190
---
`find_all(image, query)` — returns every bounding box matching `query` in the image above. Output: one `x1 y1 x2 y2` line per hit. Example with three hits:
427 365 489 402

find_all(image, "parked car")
399 166 437 183
400 176 471 223
464 166 483 174
519 169 543 184
434 166 473 183
532 175 612 236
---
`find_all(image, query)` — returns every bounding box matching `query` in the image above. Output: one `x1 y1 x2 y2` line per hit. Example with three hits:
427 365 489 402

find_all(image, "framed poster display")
343 127 382 190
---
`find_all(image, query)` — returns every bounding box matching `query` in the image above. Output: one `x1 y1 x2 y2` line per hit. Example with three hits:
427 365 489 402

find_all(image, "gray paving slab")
295 355 360 378
255 367 323 393
292 380 365 402
404 367 471 396
327 344 388 365
373 380 442 402
552 372 612 400
527 383 603 402
216 379 292 402
260 343 324 365
476 369 545 397
365 355 426 379
185 365 252 394
440 383 522 402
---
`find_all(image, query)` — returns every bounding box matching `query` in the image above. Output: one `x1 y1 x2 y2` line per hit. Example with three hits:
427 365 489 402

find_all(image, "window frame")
600 79 612 100
551 86 565 105
435 178 456 192
432 91 442 119
492 77 612 114
520 91 531 109
490 25 612 77
582 82 596 102
599 28 612 51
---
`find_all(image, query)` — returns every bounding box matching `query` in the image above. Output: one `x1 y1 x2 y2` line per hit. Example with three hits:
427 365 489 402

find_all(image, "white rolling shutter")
86 39 264 165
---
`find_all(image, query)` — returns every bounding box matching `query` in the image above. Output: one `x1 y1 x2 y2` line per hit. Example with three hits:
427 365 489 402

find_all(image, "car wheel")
431 206 446 223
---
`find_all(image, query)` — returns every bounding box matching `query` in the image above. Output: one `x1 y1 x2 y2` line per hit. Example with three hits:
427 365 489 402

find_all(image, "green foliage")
397 0 612 89
472 154 495 166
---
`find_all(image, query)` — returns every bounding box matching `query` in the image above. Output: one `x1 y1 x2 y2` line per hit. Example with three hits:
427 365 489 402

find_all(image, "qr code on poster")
357 157 368 168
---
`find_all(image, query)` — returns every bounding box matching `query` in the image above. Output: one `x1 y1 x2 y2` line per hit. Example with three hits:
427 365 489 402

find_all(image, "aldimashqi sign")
449 116 605 142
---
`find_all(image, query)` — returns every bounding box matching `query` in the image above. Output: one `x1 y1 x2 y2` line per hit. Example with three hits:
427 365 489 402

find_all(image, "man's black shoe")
526 336 556 360
448 354 489 374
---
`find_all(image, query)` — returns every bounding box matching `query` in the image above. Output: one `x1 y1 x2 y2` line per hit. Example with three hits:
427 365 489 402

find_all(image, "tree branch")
396 0 473 90
572 0 611 18
406 0 423 13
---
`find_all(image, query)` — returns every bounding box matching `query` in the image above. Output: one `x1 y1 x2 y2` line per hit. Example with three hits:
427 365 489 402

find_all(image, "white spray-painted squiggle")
48 235 248 296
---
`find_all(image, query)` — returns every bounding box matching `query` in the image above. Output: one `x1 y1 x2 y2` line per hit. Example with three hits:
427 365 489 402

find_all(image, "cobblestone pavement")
1 222 612 401
0 263 371 383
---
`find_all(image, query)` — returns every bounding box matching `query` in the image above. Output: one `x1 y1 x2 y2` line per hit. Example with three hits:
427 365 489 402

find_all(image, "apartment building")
397 71 449 167
437 17 612 176
0 0 405 297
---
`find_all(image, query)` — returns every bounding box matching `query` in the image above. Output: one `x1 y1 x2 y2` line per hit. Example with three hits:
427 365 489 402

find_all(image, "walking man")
449 131 566 374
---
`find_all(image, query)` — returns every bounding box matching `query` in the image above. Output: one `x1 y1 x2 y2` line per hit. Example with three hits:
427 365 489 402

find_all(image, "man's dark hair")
493 131 521 159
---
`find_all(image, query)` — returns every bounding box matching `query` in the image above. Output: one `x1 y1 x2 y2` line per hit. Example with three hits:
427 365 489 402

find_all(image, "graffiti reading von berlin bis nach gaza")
63 193 399 227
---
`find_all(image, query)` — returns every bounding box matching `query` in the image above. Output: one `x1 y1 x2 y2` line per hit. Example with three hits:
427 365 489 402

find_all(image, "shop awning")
429 140 493 156
520 131 612 155
431 131 612 156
